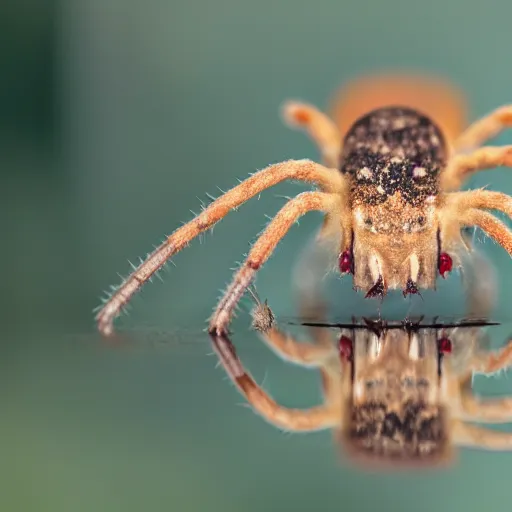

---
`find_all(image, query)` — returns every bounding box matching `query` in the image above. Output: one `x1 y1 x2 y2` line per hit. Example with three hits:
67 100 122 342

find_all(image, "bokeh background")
3 0 512 510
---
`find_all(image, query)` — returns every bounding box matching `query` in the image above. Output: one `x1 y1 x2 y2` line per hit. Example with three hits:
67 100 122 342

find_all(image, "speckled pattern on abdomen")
340 107 447 207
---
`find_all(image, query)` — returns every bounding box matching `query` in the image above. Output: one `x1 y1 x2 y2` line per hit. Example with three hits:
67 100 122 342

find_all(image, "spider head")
339 328 453 468
343 191 452 296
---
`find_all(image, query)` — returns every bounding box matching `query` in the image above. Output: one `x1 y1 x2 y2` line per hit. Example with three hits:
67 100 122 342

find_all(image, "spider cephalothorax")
95 73 512 338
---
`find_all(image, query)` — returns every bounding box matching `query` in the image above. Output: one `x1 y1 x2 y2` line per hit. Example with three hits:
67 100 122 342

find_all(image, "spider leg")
459 394 512 424
456 208 512 256
440 145 512 191
96 160 346 336
249 295 337 368
452 421 512 450
454 105 512 153
248 295 344 415
468 339 512 375
448 189 512 220
448 335 512 423
246 214 347 410
210 332 340 432
281 101 342 168
209 191 341 335
247 216 342 368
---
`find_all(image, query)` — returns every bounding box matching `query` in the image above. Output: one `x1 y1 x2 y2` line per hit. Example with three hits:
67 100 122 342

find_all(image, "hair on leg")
441 145 512 191
96 160 346 336
209 191 341 335
457 208 512 256
210 332 340 431
454 105 512 153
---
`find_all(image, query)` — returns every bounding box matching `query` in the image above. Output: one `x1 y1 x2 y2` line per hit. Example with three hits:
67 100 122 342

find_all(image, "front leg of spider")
95 159 345 337
208 191 340 336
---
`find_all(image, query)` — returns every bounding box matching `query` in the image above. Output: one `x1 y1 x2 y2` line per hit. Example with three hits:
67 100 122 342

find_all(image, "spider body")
340 106 449 295
95 73 512 338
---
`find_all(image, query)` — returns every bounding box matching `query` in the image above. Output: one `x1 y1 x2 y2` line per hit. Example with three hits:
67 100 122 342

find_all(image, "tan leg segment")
454 105 512 152
210 333 339 431
460 395 512 424
209 191 340 335
281 102 342 168
459 209 512 256
248 289 343 416
441 145 512 191
249 289 336 367
453 421 512 450
449 189 512 219
254 321 336 368
453 340 512 423
468 339 512 375
96 160 345 336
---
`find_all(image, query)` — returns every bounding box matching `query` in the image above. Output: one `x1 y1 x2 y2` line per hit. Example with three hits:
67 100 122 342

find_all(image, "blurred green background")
3 0 512 510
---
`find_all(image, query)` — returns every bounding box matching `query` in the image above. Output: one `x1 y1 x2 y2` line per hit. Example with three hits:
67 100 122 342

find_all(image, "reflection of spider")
211 294 512 468
96 74 512 337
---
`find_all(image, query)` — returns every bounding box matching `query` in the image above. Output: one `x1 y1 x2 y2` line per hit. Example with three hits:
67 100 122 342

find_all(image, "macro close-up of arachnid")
95 74 512 337
9 1 512 509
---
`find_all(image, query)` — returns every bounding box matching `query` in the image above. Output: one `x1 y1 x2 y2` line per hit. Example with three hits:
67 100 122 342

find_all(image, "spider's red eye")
339 250 353 274
438 337 452 354
438 252 453 278
338 335 353 361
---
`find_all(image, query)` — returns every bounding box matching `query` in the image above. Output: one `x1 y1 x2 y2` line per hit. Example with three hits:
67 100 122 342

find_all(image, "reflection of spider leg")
246 212 342 368
453 421 512 450
291 218 347 407
248 287 336 368
249 298 343 412
458 394 512 424
467 340 512 375
210 333 339 431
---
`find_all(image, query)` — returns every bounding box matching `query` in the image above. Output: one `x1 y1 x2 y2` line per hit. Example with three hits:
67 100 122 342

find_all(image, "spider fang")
365 276 386 298
403 278 420 298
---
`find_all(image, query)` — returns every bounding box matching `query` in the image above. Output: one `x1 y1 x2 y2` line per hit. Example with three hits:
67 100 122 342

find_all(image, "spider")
209 292 512 468
96 73 512 337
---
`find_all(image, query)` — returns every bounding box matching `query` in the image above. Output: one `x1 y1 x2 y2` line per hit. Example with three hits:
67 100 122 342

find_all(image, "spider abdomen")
340 107 446 207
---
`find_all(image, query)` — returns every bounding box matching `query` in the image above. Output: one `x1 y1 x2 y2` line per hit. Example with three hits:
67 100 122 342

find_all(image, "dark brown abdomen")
340 107 447 206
